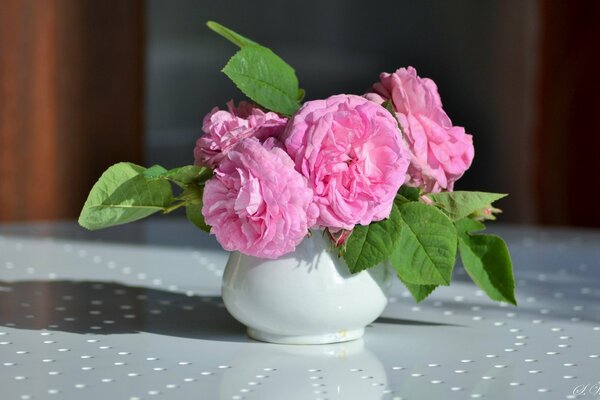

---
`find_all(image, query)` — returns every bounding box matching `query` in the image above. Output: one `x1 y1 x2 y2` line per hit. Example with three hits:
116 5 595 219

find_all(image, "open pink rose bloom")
202 138 318 259
282 94 410 230
194 101 287 168
365 67 474 192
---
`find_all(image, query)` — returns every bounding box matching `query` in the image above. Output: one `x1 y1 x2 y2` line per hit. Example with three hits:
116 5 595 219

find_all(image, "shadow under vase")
0 280 247 342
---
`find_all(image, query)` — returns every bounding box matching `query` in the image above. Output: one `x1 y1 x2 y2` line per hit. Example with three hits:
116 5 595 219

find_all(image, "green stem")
163 201 186 214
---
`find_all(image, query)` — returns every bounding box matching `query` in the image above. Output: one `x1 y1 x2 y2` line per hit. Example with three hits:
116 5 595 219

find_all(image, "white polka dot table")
1 220 599 400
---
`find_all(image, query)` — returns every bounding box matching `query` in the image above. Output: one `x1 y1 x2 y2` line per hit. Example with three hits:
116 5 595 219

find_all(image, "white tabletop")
0 219 599 400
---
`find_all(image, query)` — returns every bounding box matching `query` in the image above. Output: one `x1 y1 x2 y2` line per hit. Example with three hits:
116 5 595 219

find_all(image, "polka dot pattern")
0 223 599 399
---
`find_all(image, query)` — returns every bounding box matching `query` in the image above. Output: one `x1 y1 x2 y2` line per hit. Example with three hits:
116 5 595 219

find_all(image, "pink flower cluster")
196 67 474 258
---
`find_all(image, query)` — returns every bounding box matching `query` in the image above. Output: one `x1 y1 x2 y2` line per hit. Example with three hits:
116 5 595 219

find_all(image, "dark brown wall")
2 0 600 226
0 0 144 221
535 1 600 226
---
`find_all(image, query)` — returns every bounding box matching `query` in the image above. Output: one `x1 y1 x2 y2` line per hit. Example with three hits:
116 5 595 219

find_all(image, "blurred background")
1 0 599 226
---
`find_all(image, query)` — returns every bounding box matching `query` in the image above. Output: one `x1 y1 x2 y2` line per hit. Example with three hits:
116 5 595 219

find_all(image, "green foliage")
207 21 302 116
398 185 421 202
342 203 403 274
186 203 211 233
428 191 507 221
390 202 457 285
145 165 211 187
222 46 301 115
382 99 395 115
78 163 173 230
79 163 213 233
206 21 259 48
179 182 211 232
165 166 211 185
143 164 168 179
455 218 517 305
297 88 306 102
400 277 438 303
382 99 404 134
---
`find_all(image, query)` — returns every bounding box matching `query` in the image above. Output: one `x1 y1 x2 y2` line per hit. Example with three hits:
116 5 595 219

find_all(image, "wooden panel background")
535 1 600 226
0 0 144 221
1 1 600 226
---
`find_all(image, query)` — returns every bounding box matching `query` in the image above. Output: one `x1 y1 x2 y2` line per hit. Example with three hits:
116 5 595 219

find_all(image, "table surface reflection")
0 219 599 400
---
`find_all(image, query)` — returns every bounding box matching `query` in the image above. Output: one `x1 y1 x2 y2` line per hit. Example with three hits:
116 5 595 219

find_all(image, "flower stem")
163 201 186 214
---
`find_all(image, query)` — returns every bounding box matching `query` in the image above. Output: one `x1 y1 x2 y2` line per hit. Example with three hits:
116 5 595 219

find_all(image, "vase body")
222 231 393 344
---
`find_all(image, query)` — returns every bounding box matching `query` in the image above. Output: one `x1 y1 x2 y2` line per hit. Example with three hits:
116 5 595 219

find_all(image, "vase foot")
246 327 365 345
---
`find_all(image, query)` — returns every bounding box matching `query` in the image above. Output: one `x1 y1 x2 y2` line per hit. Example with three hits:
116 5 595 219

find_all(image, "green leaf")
186 204 211 233
427 191 507 221
78 163 173 230
206 21 259 48
297 88 306 102
208 21 301 115
342 202 403 273
144 165 212 189
179 182 204 205
382 100 404 134
163 165 209 185
399 276 438 303
163 166 211 186
222 46 300 115
456 217 485 233
398 185 421 202
455 218 517 305
382 99 394 114
143 164 168 180
390 202 457 285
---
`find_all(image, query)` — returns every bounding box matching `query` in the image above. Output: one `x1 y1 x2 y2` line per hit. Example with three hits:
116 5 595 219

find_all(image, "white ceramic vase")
222 231 393 344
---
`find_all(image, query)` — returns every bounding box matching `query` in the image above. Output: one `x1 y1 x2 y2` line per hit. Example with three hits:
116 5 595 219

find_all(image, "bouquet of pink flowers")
79 22 515 305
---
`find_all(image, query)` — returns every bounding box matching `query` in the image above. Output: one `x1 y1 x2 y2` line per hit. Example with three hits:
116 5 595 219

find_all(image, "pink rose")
202 137 318 259
194 100 287 168
282 94 410 230
366 67 474 192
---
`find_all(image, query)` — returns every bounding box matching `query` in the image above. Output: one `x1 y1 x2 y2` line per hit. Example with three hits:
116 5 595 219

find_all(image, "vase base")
247 327 365 345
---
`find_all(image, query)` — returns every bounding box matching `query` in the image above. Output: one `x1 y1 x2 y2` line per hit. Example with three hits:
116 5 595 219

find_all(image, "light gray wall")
145 0 539 223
